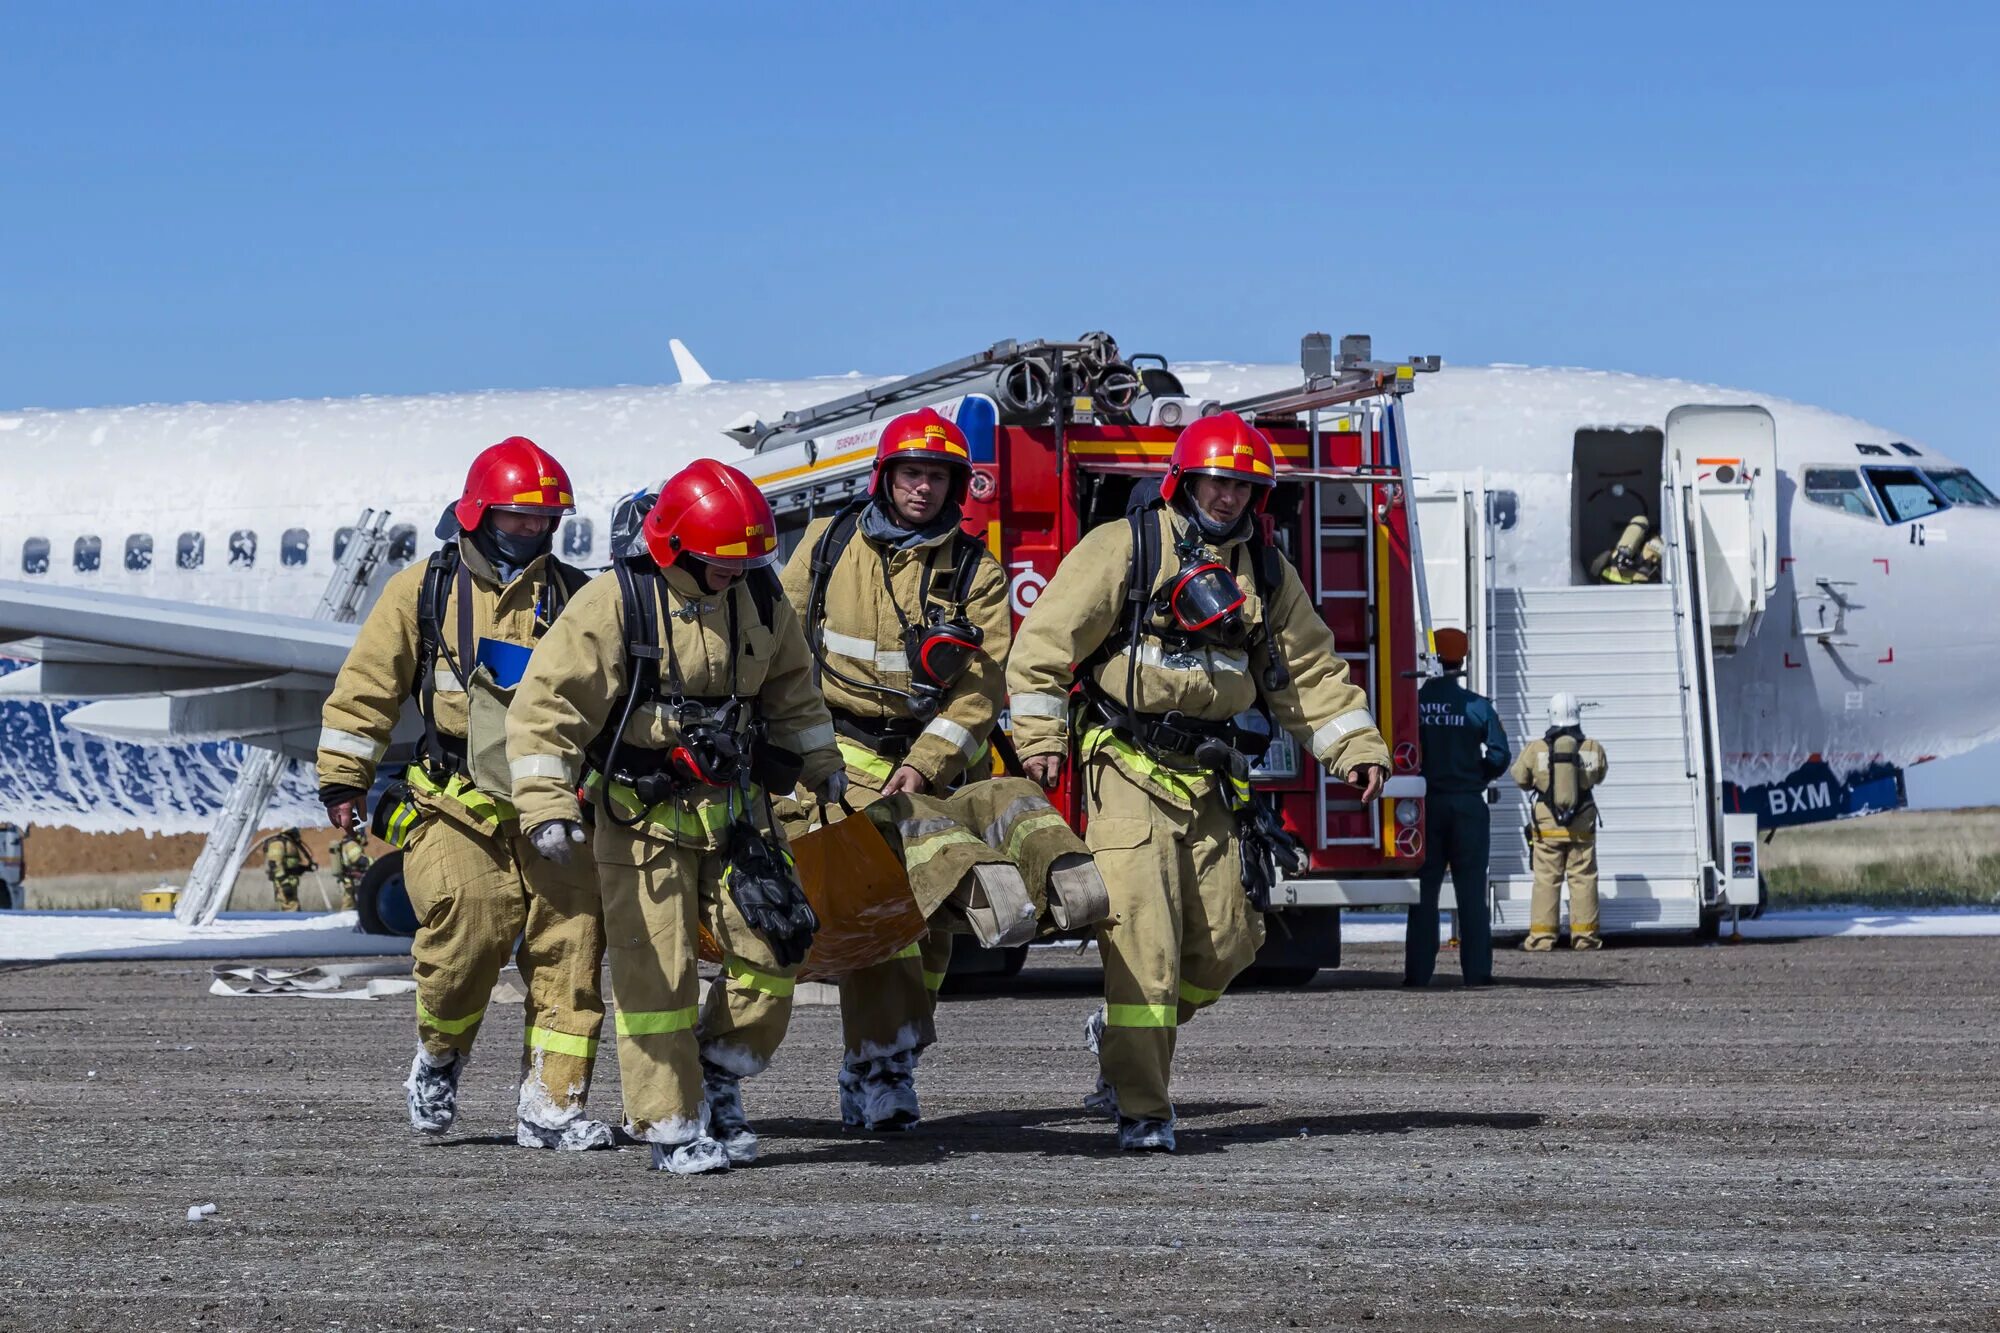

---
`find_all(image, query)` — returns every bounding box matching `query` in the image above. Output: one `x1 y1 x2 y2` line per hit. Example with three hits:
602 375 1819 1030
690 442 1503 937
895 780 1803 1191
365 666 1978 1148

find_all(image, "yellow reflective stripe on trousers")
837 738 896 785
407 764 516 824
417 999 485 1035
1178 979 1225 1006
923 970 948 993
525 1026 599 1059
615 1006 699 1036
724 955 796 998
581 770 736 842
1080 727 1205 803
890 941 923 961
1105 1002 1176 1029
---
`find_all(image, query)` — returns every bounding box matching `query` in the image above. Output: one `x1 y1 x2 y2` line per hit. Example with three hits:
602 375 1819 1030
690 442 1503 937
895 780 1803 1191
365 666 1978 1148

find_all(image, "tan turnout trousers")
1528 833 1600 945
594 816 800 1145
1085 756 1262 1124
402 809 606 1117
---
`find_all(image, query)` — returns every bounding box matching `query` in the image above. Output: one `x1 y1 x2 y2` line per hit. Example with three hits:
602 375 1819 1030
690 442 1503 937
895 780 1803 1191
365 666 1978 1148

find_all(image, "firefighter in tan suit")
1008 413 1389 1153
317 437 610 1149
780 406 1013 1131
507 459 842 1176
1511 692 1610 949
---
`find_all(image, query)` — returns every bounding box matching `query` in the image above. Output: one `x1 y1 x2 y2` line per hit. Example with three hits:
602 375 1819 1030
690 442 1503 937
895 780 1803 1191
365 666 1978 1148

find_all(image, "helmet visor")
488 501 576 517
690 548 780 575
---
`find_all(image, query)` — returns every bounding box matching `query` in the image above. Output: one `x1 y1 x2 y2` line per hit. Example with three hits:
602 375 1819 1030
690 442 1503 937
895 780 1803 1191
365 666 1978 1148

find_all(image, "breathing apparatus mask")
901 612 985 723
472 511 557 571
1156 531 1249 651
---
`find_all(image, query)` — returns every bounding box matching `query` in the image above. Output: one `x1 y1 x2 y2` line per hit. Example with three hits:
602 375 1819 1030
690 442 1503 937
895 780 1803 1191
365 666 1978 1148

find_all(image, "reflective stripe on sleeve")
318 727 385 760
1311 709 1377 756
778 721 837 755
615 1006 700 1036
1009 691 1069 720
921 715 978 757
1105 1002 1176 1029
525 1026 599 1059
510 754 570 784
724 955 797 998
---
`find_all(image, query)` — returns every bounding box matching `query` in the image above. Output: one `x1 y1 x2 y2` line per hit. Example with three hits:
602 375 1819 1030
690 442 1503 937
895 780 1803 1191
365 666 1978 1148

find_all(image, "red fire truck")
740 332 1439 981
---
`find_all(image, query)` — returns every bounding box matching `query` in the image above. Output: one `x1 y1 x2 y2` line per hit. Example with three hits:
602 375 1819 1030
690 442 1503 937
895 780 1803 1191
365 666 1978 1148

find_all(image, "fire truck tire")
1239 908 1340 987
939 937 1029 993
354 851 417 938
1242 966 1320 989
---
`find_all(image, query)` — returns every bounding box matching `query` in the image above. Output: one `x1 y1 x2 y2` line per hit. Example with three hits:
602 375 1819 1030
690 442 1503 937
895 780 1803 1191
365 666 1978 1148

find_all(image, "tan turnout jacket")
780 514 1011 786
506 563 841 846
1510 734 1609 840
1007 508 1388 794
318 542 568 830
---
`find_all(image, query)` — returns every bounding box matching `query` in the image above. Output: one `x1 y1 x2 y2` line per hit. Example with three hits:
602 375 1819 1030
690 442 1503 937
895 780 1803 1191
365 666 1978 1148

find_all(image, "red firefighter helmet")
1160 412 1277 512
641 458 780 573
870 407 972 505
452 437 576 531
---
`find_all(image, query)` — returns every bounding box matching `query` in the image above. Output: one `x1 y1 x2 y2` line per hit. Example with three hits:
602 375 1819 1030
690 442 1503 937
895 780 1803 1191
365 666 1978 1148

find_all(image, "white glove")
529 820 588 864
814 771 850 806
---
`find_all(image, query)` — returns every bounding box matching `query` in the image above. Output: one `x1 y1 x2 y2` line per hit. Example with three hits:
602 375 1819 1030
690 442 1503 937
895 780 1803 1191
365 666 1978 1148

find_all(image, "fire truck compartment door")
1274 876 1421 907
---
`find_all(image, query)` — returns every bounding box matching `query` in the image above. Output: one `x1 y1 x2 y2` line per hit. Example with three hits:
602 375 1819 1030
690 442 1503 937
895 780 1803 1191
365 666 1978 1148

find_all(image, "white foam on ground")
0 909 413 962
1335 908 2000 944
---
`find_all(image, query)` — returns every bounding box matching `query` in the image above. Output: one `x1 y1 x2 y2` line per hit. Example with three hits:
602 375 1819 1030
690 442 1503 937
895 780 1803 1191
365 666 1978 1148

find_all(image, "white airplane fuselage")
3 360 1995 831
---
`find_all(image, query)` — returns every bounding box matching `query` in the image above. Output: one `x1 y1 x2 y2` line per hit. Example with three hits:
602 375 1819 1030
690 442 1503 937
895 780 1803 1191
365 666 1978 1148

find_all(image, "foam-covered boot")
1081 1007 1118 1119
1571 932 1603 951
858 1050 921 1132
516 1115 617 1151
838 1054 867 1131
405 1048 462 1136
703 1062 759 1164
1522 934 1556 952
650 1135 731 1175
1116 1116 1177 1153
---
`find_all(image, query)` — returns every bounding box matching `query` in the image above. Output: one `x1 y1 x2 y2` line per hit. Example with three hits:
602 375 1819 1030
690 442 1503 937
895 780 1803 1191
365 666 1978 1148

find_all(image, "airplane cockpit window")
387 524 418 563
1891 443 1922 458
562 518 594 561
1862 467 1949 524
1923 468 1999 507
124 534 154 572
228 530 257 568
333 526 356 562
1854 443 1892 457
281 528 310 567
22 537 49 575
1801 467 1878 519
74 535 103 573
177 532 205 569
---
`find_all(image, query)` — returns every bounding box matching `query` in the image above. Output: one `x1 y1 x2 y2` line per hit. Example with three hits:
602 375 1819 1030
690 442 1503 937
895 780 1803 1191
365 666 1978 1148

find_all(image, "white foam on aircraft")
0 909 414 962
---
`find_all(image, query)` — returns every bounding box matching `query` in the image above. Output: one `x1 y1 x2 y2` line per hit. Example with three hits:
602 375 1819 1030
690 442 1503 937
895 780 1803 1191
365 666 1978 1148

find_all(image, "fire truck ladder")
1223 335 1440 864
747 333 1163 455
175 510 396 926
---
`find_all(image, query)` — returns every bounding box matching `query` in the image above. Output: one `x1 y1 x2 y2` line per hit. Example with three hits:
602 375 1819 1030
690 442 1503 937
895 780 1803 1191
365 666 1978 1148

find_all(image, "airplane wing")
0 579 412 764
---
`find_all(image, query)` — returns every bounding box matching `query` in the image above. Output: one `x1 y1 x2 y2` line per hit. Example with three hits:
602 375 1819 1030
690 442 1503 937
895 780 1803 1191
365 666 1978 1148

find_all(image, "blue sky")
4 1 1997 805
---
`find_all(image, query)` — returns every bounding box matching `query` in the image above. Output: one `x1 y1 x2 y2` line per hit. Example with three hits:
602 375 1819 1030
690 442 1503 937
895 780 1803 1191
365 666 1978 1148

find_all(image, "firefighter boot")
1082 1007 1118 1120
1571 932 1604 951
405 1047 463 1135
838 1053 867 1131
853 1051 921 1132
1522 934 1556 952
1116 1116 1177 1153
703 1061 759 1165
515 1076 616 1152
650 1136 731 1176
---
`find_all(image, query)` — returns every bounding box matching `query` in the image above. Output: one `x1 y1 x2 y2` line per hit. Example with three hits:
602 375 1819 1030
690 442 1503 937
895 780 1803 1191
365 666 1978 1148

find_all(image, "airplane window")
1924 468 1999 507
177 532 205 569
333 526 356 562
387 524 417 562
1802 467 1878 520
22 537 49 575
74 535 103 573
1854 443 1891 457
1863 467 1949 524
124 534 154 572
562 518 594 560
228 529 257 568
1891 443 1922 458
281 528 310 567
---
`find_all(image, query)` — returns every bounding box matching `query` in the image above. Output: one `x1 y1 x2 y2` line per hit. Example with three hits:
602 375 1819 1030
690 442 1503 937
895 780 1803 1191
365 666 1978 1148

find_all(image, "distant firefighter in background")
0 822 24 910
331 832 372 912
1511 693 1609 950
1590 514 1663 584
263 828 314 913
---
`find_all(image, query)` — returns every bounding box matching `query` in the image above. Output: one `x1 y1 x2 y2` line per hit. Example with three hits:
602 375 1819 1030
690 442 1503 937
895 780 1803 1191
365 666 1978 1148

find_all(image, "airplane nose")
1886 513 2000 767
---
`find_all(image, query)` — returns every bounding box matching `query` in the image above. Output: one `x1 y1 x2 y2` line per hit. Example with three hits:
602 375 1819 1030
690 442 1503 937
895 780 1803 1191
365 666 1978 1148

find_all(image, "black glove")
722 820 819 969
1238 793 1308 913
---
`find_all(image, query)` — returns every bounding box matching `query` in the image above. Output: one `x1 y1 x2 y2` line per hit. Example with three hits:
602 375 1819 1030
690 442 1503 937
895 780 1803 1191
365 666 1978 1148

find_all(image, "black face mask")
477 519 553 570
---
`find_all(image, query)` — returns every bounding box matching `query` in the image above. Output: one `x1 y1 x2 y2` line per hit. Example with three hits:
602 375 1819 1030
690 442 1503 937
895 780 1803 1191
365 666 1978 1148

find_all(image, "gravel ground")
1 936 1995 1332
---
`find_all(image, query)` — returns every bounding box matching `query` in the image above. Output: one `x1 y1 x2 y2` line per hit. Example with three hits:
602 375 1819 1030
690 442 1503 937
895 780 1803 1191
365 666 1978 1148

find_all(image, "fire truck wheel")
1241 965 1320 989
354 851 417 938
939 938 1029 992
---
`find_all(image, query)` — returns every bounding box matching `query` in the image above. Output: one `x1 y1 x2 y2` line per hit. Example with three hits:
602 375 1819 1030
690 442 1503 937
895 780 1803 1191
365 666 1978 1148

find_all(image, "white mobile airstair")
1416 411 1769 936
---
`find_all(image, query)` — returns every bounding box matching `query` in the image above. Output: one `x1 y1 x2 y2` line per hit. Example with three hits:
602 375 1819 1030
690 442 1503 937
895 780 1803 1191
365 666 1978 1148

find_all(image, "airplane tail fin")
669 339 714 387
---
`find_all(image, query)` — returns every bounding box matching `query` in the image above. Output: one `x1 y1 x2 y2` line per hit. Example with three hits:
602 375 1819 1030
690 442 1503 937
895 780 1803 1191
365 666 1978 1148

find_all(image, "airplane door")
1415 486 1471 650
1667 405 1777 650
